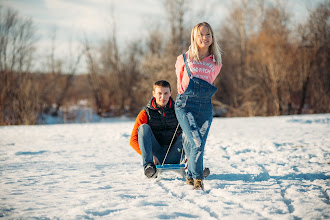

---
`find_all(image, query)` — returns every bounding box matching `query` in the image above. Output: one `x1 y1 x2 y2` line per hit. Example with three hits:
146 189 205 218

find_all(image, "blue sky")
1 0 324 72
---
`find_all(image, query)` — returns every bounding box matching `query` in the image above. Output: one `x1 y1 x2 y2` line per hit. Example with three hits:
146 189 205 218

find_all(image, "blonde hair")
189 22 222 65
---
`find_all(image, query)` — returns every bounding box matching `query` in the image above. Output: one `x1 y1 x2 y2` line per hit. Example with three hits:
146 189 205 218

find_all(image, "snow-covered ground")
0 114 329 219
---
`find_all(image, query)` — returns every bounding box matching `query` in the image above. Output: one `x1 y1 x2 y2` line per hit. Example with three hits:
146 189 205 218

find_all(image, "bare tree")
165 0 188 55
83 19 141 117
53 41 83 116
83 35 106 116
217 0 300 116
0 6 35 73
249 3 293 116
138 0 190 104
296 1 330 114
120 41 144 115
217 0 264 115
35 28 83 123
82 1 190 117
0 6 38 125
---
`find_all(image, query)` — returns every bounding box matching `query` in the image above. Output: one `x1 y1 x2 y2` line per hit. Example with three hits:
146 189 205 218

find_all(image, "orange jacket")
129 109 148 155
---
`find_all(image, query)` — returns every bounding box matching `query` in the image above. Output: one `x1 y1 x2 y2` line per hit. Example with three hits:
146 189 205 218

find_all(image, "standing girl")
175 22 222 190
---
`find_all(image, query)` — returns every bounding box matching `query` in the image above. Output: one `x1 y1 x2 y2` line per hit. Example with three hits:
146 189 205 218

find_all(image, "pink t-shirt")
175 52 222 94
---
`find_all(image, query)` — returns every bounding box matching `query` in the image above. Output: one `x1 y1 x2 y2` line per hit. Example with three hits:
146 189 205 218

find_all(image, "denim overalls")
175 53 217 179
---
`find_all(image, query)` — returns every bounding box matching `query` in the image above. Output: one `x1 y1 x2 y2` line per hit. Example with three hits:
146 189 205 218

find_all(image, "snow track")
0 114 329 219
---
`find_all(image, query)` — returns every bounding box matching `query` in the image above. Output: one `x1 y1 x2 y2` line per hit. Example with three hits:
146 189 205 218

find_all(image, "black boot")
144 164 156 178
203 167 210 178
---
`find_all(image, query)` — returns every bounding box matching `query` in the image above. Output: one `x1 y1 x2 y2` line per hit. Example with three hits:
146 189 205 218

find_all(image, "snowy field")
0 114 329 219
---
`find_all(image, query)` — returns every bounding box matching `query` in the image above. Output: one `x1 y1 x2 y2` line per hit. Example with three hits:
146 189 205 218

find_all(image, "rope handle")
161 124 180 166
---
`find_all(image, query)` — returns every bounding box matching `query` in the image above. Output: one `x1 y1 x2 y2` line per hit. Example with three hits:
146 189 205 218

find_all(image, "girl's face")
196 25 213 50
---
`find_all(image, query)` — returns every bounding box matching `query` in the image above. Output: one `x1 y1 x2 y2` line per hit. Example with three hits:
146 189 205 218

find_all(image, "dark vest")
144 97 182 146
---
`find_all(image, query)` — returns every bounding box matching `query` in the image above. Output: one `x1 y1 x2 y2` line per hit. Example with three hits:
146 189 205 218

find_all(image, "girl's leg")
182 132 193 178
176 109 210 179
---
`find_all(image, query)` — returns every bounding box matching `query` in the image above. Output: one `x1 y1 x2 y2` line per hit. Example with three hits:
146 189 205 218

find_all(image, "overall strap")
182 53 193 79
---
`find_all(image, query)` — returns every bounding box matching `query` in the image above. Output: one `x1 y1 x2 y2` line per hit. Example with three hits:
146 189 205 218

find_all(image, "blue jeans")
175 95 213 179
138 124 183 168
175 53 217 179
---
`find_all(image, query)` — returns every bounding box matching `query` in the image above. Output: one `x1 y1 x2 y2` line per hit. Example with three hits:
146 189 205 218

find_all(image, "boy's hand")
153 155 160 165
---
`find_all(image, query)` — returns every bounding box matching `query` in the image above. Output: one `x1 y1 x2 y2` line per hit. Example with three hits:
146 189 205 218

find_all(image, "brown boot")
186 177 194 185
193 179 204 190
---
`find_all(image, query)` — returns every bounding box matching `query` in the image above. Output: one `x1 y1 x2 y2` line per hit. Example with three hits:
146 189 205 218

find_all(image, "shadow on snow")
207 172 330 182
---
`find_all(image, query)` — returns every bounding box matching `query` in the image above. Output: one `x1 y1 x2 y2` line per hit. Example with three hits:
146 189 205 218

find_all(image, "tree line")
0 0 329 125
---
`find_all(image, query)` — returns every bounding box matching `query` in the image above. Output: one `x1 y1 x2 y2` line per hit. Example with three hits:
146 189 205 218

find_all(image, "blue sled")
155 164 186 177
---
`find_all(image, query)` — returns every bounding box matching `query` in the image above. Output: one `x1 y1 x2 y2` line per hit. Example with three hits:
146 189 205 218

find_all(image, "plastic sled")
155 163 186 177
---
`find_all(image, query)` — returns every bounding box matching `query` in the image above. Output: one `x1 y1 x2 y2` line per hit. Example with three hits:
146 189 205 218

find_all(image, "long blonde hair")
189 22 222 65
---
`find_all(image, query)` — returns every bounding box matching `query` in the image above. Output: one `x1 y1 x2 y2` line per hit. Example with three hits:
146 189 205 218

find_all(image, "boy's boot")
144 164 156 178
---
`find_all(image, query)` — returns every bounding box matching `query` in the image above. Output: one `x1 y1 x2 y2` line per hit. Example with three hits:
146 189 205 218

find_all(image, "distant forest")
0 0 329 125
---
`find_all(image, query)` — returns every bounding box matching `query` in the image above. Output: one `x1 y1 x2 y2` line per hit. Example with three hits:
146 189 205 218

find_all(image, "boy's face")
153 86 171 108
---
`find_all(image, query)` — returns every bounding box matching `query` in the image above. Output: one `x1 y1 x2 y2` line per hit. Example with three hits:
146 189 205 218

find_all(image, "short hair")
153 80 171 91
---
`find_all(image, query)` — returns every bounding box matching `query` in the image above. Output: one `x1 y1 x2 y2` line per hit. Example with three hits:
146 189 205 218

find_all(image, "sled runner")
154 164 210 179
154 125 211 179
156 163 186 177
152 124 186 178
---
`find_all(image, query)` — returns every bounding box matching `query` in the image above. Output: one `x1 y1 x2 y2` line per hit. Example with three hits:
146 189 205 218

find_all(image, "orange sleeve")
130 110 148 155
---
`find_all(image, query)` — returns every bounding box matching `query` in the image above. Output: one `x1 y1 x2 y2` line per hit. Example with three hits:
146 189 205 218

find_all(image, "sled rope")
161 123 180 166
